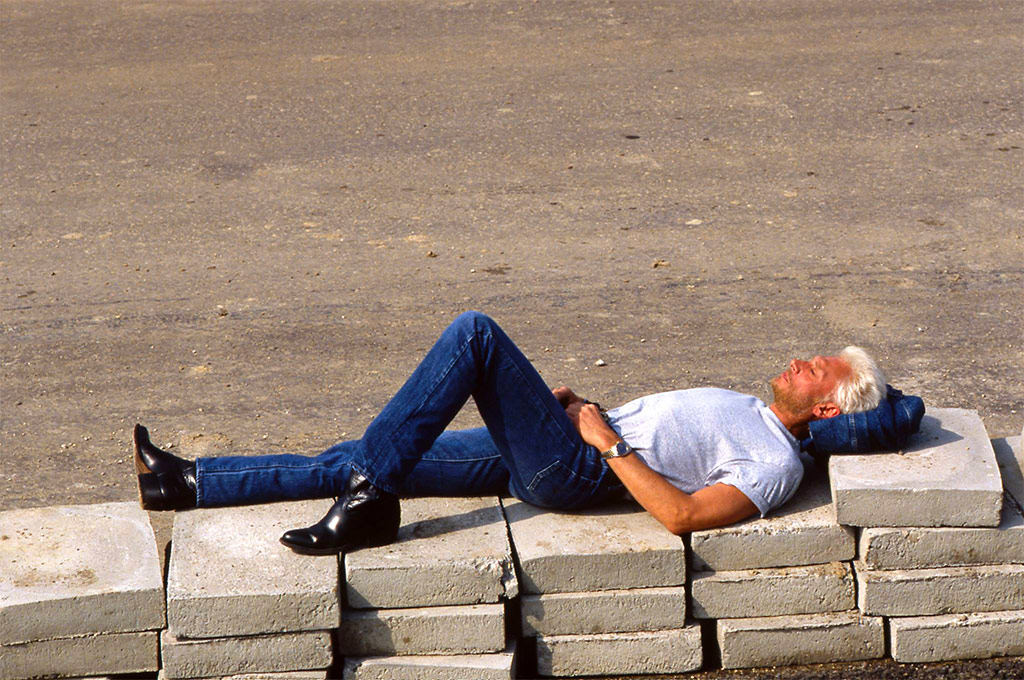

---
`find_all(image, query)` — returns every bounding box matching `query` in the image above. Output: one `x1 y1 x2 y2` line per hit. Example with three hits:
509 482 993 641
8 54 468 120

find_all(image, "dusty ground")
2 0 1022 677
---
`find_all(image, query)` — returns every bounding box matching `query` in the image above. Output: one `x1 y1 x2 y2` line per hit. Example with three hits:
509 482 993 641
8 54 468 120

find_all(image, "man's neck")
768 403 811 439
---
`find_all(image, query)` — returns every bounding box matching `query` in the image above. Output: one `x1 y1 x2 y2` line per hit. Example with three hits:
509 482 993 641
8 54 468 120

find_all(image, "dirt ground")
2 1 1022 677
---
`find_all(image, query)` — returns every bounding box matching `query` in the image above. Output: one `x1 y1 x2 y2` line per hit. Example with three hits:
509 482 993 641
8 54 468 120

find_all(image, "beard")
770 376 818 416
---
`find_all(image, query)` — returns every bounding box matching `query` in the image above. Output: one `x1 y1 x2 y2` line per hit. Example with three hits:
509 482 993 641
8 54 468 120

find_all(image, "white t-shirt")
605 388 803 516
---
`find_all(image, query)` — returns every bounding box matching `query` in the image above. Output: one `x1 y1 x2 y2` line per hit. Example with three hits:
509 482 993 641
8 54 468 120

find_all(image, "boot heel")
137 473 167 510
365 506 401 548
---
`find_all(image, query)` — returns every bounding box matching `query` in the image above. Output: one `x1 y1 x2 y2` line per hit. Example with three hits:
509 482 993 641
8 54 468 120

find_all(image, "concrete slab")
690 473 854 571
858 496 1024 569
535 627 702 677
345 497 516 609
717 612 884 669
0 631 158 679
501 499 684 594
994 434 1024 507
890 609 1024 663
0 502 165 645
854 561 1024 616
521 586 686 637
335 603 505 656
691 562 854 619
829 408 1004 527
342 643 516 680
166 500 340 639
159 673 329 680
159 629 332 679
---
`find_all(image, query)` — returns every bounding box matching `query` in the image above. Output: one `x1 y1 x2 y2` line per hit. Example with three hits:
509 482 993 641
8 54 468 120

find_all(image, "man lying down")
131 311 902 556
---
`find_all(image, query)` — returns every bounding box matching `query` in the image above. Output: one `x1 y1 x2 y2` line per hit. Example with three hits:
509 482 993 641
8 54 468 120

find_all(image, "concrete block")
854 561 1024 616
829 408 1003 527
167 500 339 639
159 673 328 680
0 502 165 645
717 611 884 669
335 603 505 656
859 497 1024 569
159 629 332 679
535 627 702 677
501 498 684 594
345 497 517 609
691 562 854 619
994 434 1024 507
890 609 1024 663
521 585 686 637
0 631 158 679
342 643 516 680
690 472 854 571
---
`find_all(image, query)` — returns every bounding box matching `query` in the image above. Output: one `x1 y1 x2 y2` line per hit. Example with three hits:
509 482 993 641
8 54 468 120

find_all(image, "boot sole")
132 424 151 476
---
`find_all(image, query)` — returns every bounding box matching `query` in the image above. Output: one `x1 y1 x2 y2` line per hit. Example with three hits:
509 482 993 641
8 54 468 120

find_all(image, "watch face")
614 443 629 456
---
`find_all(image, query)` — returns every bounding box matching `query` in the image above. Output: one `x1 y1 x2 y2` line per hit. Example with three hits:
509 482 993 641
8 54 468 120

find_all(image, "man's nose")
790 359 805 372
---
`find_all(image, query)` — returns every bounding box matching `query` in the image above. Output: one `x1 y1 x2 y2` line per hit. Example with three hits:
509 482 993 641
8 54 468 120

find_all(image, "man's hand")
552 385 584 409
565 401 622 453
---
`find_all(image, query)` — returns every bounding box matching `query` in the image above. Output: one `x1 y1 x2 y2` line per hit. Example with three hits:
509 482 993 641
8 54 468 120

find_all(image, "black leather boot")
133 424 197 511
279 471 400 556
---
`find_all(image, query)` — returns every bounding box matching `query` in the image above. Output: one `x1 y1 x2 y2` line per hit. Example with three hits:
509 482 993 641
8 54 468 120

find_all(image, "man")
133 311 885 555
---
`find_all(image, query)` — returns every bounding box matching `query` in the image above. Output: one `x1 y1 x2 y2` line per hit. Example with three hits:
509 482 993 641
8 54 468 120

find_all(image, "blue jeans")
196 311 623 510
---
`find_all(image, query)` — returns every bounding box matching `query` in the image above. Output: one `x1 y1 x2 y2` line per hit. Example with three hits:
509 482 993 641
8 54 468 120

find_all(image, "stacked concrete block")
503 498 701 676
834 409 1024 663
688 474 882 669
337 497 518 679
161 500 339 679
0 502 164 679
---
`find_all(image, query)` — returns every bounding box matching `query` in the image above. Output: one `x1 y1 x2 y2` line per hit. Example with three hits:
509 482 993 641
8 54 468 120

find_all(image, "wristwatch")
601 441 635 460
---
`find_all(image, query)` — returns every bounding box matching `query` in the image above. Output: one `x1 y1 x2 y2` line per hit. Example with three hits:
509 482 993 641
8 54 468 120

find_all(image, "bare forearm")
605 454 698 535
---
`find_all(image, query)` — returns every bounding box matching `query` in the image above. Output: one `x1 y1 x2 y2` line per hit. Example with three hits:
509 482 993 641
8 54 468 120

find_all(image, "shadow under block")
345 497 517 609
521 586 686 637
691 562 854 619
858 495 1024 569
690 473 854 571
716 612 884 669
889 610 1024 663
159 629 332 679
335 604 506 656
0 502 165 645
166 500 339 639
994 434 1024 507
829 408 1003 527
0 631 159 679
501 498 684 594
342 643 517 680
535 627 702 677
854 561 1024 616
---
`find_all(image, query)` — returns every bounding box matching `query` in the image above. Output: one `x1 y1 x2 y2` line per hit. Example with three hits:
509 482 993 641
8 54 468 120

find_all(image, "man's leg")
353 311 616 509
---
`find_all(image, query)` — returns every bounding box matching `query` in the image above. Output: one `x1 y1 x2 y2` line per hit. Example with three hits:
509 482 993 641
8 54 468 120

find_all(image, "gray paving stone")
0 631 158 679
829 408 1003 527
854 561 1024 616
342 643 517 680
0 502 165 645
159 629 332 679
501 499 684 594
166 500 340 639
535 627 702 677
345 497 517 609
159 672 328 680
889 609 1024 663
691 562 854 619
335 603 505 656
690 473 854 571
521 585 686 637
994 434 1024 507
858 497 1024 569
717 612 884 669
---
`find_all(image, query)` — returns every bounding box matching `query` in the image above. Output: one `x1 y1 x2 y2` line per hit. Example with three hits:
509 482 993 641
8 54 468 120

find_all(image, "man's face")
770 355 852 417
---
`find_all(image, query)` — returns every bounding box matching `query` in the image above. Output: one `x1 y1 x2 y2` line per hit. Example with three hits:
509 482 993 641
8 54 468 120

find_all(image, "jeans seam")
201 462 326 475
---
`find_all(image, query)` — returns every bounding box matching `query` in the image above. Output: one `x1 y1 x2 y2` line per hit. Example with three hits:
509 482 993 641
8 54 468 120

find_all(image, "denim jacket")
801 385 925 457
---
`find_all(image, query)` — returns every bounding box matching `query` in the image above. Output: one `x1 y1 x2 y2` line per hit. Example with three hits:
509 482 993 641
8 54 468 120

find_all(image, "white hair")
830 346 886 413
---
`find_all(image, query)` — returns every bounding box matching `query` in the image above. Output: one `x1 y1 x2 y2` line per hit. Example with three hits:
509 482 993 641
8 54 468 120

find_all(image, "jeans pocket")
525 460 600 510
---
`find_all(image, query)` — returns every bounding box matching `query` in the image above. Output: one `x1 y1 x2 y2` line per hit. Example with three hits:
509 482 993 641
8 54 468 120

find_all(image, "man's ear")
811 401 842 420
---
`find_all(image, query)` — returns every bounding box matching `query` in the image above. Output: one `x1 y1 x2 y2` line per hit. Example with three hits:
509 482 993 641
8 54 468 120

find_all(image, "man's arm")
565 402 758 535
